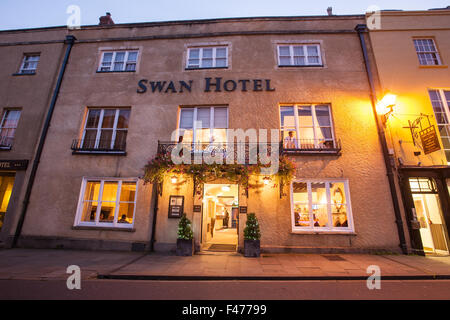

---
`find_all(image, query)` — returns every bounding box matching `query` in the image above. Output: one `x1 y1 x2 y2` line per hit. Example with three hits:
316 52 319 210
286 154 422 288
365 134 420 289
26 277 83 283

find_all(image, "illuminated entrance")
410 177 449 255
0 173 15 231
202 184 239 252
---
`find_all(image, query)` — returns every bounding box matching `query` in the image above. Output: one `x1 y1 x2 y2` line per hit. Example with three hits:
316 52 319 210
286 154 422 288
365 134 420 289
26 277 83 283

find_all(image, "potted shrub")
176 214 194 256
244 213 261 257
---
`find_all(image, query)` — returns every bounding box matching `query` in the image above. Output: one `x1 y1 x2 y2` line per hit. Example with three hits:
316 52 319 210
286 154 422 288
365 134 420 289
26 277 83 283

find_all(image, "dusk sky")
0 0 449 30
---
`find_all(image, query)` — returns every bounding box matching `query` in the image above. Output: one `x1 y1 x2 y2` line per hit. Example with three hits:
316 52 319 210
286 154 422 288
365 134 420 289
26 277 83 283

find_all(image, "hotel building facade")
2 10 447 254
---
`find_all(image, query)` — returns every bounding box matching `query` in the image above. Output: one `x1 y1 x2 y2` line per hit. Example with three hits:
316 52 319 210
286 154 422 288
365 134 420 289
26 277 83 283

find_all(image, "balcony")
0 137 13 150
157 141 279 164
71 139 127 155
281 139 341 155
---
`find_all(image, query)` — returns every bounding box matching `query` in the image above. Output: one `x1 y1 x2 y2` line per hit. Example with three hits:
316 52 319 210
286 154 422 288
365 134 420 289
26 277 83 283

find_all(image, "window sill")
291 230 356 236
418 65 448 69
72 150 127 156
12 72 36 76
72 226 135 232
282 149 341 156
0 146 12 151
185 67 229 70
96 70 136 73
278 65 324 68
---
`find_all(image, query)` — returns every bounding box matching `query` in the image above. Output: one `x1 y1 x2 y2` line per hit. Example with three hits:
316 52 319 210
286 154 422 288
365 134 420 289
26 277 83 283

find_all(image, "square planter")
244 239 260 257
176 239 194 256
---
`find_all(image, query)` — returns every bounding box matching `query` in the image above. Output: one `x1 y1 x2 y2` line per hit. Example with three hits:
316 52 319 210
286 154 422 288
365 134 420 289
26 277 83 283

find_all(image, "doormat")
207 244 237 252
322 255 346 261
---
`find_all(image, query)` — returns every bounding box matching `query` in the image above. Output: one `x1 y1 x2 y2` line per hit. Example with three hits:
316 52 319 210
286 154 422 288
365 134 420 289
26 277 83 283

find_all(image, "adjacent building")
367 8 450 255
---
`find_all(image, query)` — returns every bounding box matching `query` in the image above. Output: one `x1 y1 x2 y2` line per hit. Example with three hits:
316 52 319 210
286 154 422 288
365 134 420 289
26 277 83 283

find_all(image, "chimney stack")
99 12 115 26
327 7 333 16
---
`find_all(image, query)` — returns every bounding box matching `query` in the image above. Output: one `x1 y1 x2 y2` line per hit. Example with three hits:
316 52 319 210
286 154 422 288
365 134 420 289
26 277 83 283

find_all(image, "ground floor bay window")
74 178 137 229
290 179 354 232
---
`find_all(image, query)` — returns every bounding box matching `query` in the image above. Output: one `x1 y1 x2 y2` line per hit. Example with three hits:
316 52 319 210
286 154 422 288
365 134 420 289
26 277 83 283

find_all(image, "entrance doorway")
410 178 449 255
0 173 15 232
202 184 239 252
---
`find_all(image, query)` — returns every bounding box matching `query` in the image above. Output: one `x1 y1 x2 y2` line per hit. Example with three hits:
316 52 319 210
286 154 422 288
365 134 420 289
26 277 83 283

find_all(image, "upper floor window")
413 39 442 66
0 109 21 149
74 178 137 229
277 44 322 67
98 51 138 72
291 179 354 232
280 104 336 151
19 54 40 74
178 107 228 145
72 108 130 153
186 47 228 69
428 89 450 163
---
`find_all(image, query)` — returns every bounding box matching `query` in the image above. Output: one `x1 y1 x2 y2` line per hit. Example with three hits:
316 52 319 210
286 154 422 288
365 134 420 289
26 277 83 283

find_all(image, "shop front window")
291 180 353 232
75 178 137 228
428 89 450 163
0 173 15 231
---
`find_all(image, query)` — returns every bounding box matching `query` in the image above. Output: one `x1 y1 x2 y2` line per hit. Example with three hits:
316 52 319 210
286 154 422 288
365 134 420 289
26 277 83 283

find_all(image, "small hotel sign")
419 125 441 155
0 160 29 170
137 78 275 94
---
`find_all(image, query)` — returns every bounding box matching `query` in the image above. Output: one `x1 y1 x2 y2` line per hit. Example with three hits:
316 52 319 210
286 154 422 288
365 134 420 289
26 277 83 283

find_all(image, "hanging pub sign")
168 195 184 218
419 125 441 155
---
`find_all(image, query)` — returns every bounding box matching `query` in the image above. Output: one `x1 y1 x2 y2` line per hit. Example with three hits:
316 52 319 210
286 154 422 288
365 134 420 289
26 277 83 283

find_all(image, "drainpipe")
149 184 159 252
12 35 77 248
355 24 408 254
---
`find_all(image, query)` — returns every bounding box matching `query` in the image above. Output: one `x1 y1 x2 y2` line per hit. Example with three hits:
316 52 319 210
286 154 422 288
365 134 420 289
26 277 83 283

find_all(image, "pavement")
0 248 449 281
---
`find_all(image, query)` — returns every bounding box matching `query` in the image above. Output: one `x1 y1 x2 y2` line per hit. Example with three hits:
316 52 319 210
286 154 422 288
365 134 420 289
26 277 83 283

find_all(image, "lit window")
428 89 450 162
280 104 335 150
0 173 15 231
277 44 322 66
78 108 130 152
409 178 438 193
178 107 228 148
98 51 138 72
413 39 442 66
186 47 228 69
19 54 40 74
75 179 137 228
0 109 21 149
291 180 353 232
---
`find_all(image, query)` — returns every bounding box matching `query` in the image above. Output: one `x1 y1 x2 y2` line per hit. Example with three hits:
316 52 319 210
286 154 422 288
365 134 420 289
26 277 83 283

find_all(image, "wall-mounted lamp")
171 176 178 184
376 93 397 123
263 176 271 185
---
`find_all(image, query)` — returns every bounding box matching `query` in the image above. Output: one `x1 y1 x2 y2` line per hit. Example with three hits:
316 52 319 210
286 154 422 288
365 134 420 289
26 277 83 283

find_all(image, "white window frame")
277 44 322 66
280 104 336 149
0 109 21 148
290 179 355 233
74 178 138 229
429 89 450 164
186 47 229 69
81 108 129 151
19 54 40 74
98 51 139 72
177 106 229 145
413 39 442 66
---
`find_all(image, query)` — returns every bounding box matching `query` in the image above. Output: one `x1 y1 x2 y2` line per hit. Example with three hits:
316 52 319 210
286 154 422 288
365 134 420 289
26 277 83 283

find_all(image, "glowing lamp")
376 93 397 116
263 176 271 185
170 176 178 184
222 185 231 192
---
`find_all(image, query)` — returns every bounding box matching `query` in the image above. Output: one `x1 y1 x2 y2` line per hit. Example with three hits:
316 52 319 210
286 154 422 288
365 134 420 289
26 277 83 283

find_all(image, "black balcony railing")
71 139 126 153
157 141 280 164
0 136 13 149
281 139 341 154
